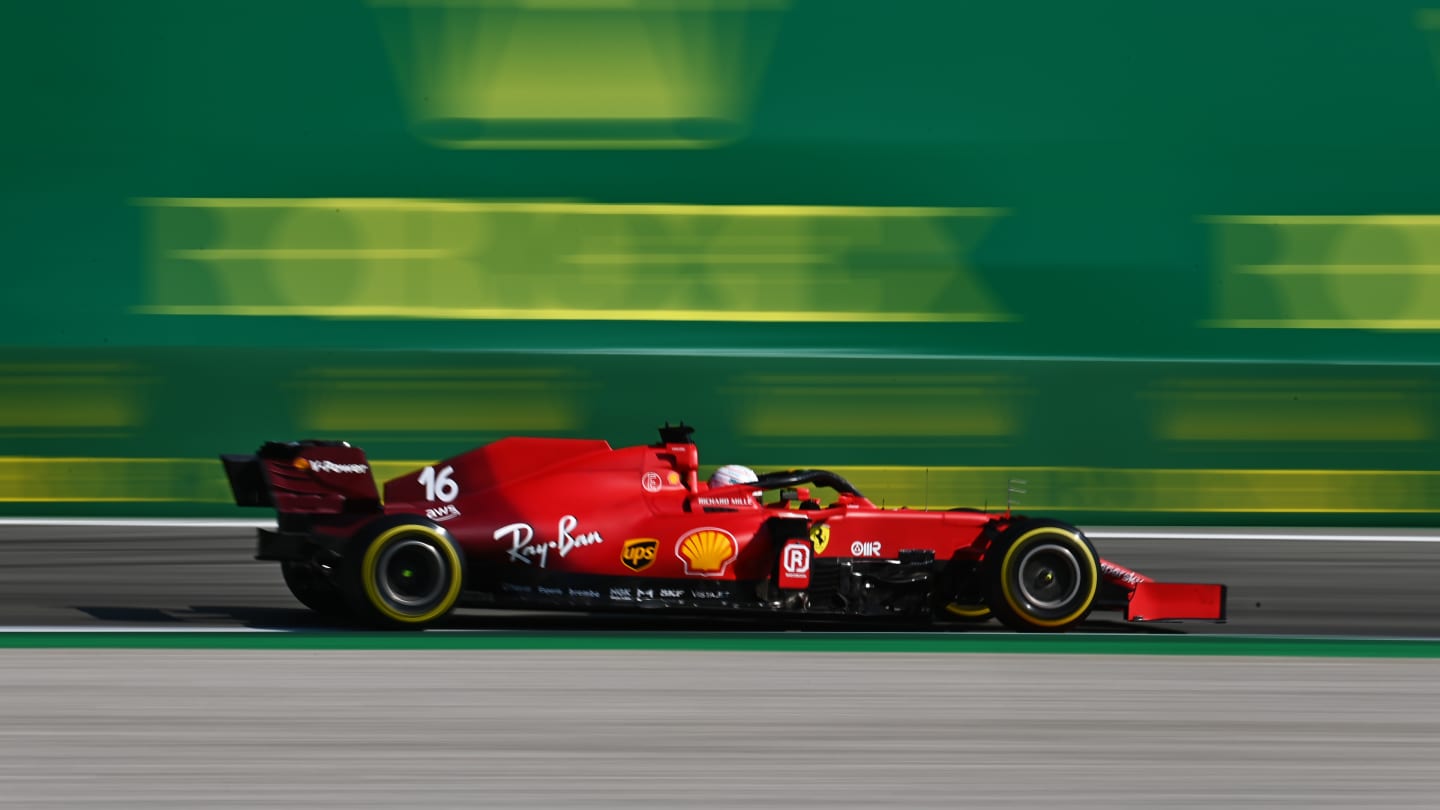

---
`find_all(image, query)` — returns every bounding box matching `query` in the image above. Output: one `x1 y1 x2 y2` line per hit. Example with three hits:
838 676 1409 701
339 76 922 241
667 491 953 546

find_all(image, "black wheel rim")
376 538 446 610
1014 542 1082 612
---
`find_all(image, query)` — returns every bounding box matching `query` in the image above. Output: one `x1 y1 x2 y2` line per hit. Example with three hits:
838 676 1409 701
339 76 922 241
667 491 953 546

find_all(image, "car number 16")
418 464 459 503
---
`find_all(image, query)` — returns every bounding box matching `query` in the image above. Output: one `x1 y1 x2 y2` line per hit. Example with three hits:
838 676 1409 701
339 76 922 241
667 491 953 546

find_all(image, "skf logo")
809 523 830 554
676 528 738 577
621 538 658 572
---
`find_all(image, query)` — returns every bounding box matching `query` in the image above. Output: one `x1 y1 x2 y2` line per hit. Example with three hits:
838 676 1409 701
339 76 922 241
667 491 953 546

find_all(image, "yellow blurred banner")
736 373 1021 441
0 365 148 438
835 466 1440 514
136 198 1008 323
0 459 425 504
297 367 585 436
4 457 1439 514
1209 215 1440 330
1145 377 1433 443
370 0 790 149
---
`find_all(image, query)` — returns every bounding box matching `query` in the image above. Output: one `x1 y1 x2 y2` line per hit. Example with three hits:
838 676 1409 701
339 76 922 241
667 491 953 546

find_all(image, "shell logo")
293 457 310 470
676 528 738 577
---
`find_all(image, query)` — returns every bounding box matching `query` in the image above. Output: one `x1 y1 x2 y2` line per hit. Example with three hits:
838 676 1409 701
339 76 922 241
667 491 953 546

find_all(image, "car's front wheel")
984 520 1098 633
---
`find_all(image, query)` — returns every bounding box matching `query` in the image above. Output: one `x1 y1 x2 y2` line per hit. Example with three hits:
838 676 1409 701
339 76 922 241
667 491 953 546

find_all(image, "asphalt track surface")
0 648 1433 808
1 524 1438 635
3 524 1440 808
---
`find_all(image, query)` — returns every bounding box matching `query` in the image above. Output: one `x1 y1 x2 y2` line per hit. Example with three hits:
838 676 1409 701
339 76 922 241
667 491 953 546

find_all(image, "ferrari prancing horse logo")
809 523 830 555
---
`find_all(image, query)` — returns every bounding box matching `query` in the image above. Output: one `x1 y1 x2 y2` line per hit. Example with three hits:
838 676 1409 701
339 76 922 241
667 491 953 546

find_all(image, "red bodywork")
225 431 1227 625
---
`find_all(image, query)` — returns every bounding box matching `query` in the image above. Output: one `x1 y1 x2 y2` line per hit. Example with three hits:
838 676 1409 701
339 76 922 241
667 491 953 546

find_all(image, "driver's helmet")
708 464 758 489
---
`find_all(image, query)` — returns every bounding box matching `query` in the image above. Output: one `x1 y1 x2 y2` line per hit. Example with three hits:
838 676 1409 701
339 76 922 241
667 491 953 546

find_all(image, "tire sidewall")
341 516 465 629
986 520 1098 632
937 559 993 622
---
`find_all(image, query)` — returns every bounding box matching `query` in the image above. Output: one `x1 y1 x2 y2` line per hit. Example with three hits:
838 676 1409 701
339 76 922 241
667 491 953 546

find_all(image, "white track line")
0 626 294 633
0 518 275 529
0 627 1435 644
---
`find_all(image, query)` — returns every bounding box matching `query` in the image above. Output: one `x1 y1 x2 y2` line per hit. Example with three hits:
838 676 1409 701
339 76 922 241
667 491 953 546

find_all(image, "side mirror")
666 443 699 492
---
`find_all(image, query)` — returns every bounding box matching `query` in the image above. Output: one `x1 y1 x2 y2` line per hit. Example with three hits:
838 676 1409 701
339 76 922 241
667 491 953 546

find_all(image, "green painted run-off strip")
1 631 1438 658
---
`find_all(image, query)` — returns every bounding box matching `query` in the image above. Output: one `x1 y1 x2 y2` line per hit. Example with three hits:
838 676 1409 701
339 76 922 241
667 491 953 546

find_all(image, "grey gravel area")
0 650 1437 808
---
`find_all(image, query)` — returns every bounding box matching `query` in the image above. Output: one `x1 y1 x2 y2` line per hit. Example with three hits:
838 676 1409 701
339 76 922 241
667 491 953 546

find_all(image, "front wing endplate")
1126 582 1227 622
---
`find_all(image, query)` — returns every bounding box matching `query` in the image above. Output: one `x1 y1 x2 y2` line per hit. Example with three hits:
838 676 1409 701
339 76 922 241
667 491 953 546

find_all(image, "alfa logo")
621 538 658 572
676 528 738 577
810 523 830 555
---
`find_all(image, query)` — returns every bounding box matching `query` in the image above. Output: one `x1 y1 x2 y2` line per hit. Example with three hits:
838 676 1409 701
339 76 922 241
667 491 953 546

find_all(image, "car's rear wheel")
340 518 466 630
280 560 348 620
943 601 992 621
985 520 1098 633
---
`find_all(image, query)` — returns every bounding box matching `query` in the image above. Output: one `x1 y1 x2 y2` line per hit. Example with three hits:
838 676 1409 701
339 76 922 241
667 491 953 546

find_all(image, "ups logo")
621 538 658 572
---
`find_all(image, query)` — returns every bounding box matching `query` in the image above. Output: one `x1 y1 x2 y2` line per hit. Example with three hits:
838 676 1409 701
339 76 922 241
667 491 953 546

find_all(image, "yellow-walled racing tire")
943 601 993 622
340 517 466 630
942 566 992 621
984 520 1098 633
938 557 993 623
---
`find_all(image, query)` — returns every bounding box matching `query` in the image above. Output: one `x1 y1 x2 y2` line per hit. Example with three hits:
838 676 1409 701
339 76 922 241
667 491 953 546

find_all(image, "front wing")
1100 559 1227 622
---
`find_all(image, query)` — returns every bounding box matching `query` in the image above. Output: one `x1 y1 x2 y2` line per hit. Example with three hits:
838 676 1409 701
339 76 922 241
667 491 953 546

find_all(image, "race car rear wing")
220 441 382 516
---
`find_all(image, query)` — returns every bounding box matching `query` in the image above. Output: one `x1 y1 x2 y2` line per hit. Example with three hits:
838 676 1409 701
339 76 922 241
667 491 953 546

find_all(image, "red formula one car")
221 424 1226 631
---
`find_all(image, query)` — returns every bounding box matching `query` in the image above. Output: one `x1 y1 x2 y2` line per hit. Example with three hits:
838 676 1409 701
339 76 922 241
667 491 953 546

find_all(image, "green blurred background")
4 0 1440 523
